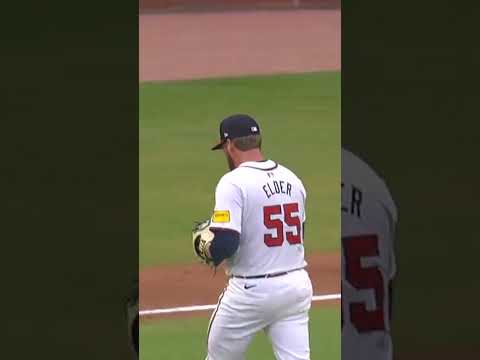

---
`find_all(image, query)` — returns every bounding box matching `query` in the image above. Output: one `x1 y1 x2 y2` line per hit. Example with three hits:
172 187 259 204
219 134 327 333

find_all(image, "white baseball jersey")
341 148 398 360
210 159 307 277
206 159 312 360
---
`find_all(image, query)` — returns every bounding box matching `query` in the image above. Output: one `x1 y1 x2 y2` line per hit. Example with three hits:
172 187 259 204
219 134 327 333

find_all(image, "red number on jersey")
264 203 302 247
342 234 386 333
284 203 302 244
263 205 284 247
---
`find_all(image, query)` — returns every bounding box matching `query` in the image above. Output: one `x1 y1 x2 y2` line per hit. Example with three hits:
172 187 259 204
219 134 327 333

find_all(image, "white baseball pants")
206 269 313 360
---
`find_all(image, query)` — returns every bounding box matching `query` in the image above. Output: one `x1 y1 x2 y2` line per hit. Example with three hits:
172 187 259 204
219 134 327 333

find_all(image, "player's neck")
234 149 265 167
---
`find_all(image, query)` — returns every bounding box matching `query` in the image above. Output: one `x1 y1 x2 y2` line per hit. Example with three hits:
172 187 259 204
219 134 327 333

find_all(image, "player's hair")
232 134 262 151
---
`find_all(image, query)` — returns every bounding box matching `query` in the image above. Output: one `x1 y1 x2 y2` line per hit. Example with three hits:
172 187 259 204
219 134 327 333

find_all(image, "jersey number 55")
263 203 302 247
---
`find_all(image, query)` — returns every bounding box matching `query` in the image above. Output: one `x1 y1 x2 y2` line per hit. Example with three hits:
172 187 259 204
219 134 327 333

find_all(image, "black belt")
230 267 304 279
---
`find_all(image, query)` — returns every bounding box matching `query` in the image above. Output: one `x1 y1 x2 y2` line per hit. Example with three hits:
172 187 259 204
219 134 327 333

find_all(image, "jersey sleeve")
210 177 243 234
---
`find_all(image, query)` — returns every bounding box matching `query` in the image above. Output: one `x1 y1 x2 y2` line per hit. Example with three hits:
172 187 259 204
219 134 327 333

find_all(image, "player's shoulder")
214 166 248 195
276 163 306 189
342 148 397 222
341 148 387 194
217 160 305 191
223 159 276 180
216 170 238 189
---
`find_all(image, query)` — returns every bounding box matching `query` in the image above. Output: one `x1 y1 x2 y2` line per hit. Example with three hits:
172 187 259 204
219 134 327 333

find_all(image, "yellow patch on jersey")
212 210 230 223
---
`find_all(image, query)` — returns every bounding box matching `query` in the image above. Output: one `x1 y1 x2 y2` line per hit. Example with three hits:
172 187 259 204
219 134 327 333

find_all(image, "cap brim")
211 141 225 151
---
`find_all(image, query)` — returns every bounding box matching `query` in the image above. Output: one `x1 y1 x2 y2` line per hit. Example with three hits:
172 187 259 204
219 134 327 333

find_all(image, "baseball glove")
192 219 215 267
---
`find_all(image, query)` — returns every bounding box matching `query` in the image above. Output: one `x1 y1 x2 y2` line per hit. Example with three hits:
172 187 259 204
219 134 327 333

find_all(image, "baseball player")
192 114 313 360
341 148 398 360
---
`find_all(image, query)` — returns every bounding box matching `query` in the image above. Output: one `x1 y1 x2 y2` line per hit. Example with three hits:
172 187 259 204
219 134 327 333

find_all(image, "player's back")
341 148 398 360
219 159 307 277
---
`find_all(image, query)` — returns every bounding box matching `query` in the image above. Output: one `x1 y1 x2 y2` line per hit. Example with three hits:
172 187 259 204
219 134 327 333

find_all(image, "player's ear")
221 139 228 153
226 139 234 153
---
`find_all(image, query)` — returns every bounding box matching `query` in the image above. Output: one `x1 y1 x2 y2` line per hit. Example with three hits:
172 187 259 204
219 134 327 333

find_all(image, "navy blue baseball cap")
211 114 261 150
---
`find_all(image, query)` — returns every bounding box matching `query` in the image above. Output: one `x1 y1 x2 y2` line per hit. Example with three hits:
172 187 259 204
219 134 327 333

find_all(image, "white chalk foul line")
140 293 340 316
312 293 341 302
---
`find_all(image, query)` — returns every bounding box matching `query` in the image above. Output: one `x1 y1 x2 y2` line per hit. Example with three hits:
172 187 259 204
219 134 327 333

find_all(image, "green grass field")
140 307 339 360
140 72 340 267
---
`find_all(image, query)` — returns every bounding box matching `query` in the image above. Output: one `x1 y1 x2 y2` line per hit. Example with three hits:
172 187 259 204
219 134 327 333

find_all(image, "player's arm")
193 177 243 267
206 228 240 266
208 177 243 265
